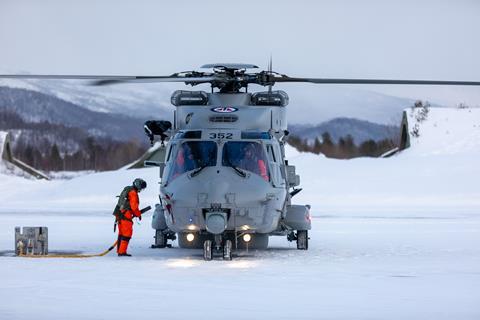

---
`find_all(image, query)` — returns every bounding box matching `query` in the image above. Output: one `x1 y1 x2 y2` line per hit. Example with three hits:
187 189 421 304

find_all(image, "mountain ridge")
289 117 399 144
0 86 149 141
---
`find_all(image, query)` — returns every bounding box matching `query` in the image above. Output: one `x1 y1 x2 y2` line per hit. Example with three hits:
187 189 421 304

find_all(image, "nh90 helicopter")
2 64 480 260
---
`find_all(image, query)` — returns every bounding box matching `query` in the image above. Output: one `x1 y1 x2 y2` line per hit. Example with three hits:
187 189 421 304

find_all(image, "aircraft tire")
223 239 232 260
203 240 213 261
153 230 167 248
296 230 308 250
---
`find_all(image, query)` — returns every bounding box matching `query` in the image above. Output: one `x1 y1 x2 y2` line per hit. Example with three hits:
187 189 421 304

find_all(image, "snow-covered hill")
0 86 151 141
405 106 480 156
0 77 173 119
291 106 480 215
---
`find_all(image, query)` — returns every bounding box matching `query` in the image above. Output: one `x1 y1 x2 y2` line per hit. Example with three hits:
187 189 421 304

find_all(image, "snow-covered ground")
1 213 479 319
1 107 479 319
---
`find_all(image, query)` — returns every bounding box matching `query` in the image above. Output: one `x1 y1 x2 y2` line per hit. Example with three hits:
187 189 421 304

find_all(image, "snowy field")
1 107 480 319
1 213 479 319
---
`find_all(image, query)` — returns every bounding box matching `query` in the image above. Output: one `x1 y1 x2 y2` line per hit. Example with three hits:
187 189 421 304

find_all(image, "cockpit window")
168 141 217 182
222 141 269 181
174 130 202 139
241 132 271 139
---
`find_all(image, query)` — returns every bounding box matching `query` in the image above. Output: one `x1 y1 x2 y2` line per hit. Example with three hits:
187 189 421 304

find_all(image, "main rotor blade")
0 74 136 80
274 76 480 86
4 73 479 87
90 76 217 86
0 74 217 86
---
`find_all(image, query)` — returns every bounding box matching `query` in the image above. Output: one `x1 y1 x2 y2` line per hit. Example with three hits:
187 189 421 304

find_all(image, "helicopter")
2 64 480 260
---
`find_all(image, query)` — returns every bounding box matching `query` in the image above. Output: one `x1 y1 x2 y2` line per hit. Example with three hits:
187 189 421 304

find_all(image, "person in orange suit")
117 178 147 257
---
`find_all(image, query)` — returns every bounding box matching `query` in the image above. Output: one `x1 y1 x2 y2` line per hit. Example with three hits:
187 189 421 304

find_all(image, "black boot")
118 253 132 257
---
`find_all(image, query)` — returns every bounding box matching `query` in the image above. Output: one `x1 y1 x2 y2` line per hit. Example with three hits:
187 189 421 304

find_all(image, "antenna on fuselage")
268 55 273 94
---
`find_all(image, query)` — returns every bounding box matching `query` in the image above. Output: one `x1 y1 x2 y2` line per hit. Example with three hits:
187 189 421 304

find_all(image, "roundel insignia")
211 106 238 113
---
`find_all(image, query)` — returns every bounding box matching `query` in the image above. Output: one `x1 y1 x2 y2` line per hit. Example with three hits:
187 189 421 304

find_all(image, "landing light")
243 234 252 243
186 233 195 242
187 224 196 231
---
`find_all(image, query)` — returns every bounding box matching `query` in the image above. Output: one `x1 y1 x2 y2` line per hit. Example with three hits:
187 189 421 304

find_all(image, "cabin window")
167 141 217 182
222 141 270 182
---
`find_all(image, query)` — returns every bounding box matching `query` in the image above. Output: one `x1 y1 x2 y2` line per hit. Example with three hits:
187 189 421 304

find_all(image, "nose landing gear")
203 235 232 261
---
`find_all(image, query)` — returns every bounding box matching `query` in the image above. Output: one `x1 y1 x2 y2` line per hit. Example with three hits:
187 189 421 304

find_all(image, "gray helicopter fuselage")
152 90 310 248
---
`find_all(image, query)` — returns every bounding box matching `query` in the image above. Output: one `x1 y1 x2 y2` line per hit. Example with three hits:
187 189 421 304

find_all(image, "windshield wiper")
230 164 246 178
224 152 247 178
190 165 207 177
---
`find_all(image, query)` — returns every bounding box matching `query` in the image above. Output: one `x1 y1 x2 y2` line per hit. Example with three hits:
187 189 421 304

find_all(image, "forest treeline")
1 110 147 171
287 132 398 158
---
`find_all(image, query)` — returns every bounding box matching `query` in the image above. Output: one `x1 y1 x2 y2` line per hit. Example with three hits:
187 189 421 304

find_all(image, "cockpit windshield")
168 141 217 182
222 141 269 181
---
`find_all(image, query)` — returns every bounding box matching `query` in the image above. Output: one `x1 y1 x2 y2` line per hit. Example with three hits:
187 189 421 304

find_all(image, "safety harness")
113 186 134 220
113 186 135 233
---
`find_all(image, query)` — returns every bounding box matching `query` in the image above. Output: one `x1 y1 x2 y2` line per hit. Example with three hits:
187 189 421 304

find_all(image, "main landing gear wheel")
203 240 213 261
152 230 167 248
223 239 232 261
297 230 309 250
151 230 175 248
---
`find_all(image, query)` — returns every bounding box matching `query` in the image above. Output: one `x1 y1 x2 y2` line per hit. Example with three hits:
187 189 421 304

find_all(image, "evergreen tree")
359 140 378 157
320 132 334 157
49 144 62 171
344 134 357 157
313 137 322 154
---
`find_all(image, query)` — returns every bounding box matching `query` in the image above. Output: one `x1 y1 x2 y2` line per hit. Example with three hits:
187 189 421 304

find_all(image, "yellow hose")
18 241 118 258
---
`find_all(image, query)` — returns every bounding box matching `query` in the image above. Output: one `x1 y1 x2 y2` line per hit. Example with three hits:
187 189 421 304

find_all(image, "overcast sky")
1 0 480 113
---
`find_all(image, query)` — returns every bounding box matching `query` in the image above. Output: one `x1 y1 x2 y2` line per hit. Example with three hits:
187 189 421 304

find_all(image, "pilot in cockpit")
172 145 195 178
239 143 269 181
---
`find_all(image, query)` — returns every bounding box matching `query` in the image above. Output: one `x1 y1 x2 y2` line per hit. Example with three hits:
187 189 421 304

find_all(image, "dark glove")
138 215 142 221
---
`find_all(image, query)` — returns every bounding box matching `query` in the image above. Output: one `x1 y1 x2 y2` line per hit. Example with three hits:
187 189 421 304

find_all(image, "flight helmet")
133 178 147 191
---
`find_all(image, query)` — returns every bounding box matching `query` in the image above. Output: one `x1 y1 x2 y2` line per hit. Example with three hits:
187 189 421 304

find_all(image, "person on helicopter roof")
115 178 147 257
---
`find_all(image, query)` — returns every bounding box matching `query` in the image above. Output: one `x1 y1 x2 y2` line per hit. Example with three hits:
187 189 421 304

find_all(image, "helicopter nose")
205 175 230 203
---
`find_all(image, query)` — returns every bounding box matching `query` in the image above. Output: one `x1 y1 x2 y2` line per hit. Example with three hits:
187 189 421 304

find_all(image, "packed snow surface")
0 107 479 319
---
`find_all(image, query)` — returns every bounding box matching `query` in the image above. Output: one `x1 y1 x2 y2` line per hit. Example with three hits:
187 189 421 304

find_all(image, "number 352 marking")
209 132 233 139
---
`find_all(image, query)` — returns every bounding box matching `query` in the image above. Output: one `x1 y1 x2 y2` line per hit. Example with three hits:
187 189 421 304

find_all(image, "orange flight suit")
117 188 142 254
258 159 268 182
